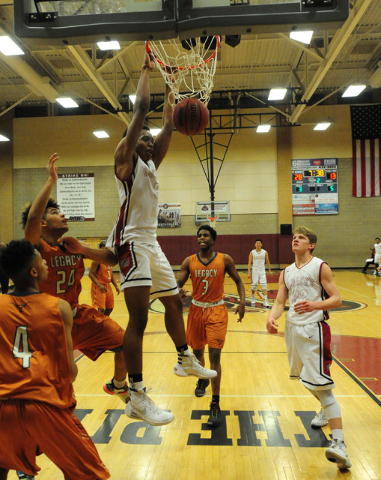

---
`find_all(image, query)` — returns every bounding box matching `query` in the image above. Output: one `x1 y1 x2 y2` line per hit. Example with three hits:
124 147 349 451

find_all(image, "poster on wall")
158 203 181 228
57 173 95 221
291 158 338 215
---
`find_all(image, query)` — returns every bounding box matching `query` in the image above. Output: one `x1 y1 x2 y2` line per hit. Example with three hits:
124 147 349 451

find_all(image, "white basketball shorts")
284 320 335 391
116 242 179 299
251 270 267 289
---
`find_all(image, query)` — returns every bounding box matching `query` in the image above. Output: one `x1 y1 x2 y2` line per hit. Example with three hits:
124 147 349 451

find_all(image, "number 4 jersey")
189 252 225 302
38 239 85 308
0 292 75 409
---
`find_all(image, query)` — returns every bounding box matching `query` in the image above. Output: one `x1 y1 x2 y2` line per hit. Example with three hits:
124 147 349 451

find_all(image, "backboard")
14 0 350 46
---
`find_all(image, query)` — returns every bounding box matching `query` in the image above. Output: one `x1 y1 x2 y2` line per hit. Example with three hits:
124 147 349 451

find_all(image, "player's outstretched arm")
58 298 78 382
294 263 342 314
115 53 154 181
153 83 174 169
225 254 245 322
24 153 59 247
58 236 118 267
266 271 287 333
176 256 190 298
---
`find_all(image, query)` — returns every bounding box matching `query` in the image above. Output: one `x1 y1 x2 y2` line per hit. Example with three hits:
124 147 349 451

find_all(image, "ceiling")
0 0 380 127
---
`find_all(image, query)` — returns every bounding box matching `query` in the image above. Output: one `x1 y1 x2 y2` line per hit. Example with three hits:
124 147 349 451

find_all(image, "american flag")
351 104 381 197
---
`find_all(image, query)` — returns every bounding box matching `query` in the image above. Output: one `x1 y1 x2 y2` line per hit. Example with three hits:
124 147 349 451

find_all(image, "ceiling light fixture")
129 94 136 104
257 125 271 133
56 97 79 108
268 88 287 101
0 36 24 56
0 134 10 142
97 41 121 51
93 131 109 138
342 85 366 97
149 128 161 136
289 30 313 45
314 123 331 131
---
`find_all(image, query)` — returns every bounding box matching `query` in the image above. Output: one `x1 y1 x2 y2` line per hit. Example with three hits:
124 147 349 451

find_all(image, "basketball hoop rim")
146 36 221 71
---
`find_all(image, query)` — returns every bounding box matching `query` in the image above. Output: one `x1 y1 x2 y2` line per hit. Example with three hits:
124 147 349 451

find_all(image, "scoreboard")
292 158 338 215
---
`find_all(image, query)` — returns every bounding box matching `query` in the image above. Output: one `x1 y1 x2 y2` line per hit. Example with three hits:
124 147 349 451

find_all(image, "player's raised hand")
47 152 59 183
58 236 84 254
143 52 155 71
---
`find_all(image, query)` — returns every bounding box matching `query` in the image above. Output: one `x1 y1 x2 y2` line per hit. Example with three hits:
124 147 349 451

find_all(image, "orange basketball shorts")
91 283 114 310
72 304 124 360
186 303 228 350
0 399 110 479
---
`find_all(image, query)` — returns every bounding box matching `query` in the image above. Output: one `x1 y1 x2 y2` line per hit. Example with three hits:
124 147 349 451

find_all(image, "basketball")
173 98 209 136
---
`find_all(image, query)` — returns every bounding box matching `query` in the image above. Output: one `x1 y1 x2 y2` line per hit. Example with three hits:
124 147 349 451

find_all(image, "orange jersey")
38 239 85 308
94 263 113 285
0 292 75 409
189 252 225 302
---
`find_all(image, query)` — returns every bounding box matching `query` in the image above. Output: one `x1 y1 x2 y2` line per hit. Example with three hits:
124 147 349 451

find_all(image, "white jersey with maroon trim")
251 249 267 273
284 256 328 326
107 157 159 248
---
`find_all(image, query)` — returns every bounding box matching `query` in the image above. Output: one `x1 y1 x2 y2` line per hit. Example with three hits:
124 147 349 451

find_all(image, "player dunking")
177 225 245 426
61 53 216 427
0 239 110 480
22 154 129 404
266 226 351 470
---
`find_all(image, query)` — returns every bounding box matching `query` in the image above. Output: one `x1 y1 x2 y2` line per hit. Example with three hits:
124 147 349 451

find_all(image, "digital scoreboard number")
292 159 338 215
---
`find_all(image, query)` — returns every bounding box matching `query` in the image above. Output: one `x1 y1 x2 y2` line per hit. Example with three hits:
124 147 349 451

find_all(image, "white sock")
130 380 144 392
331 429 344 442
113 378 126 389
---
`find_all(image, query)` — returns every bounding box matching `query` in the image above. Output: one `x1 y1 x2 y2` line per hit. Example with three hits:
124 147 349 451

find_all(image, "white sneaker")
325 439 352 469
251 299 255 307
263 301 269 308
373 270 377 276
173 352 217 379
311 408 328 427
125 388 174 426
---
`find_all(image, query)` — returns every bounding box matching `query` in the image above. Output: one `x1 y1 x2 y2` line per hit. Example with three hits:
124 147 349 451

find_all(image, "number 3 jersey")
38 239 85 308
189 252 225 302
0 292 75 409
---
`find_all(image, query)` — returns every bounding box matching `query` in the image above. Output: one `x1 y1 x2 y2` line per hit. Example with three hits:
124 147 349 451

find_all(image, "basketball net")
146 36 220 106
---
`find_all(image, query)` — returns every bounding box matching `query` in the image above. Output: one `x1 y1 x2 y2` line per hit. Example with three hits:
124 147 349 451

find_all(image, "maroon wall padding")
157 234 289 266
278 235 295 264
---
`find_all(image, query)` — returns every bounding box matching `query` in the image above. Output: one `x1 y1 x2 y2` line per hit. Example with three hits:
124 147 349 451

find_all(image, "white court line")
338 285 375 301
75 394 367 398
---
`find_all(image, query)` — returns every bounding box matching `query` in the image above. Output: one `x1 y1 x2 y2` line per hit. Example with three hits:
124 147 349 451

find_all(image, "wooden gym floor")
8 270 381 479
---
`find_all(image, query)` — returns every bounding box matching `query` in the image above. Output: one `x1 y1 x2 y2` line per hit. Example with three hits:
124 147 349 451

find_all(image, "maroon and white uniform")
107 157 178 298
283 257 335 391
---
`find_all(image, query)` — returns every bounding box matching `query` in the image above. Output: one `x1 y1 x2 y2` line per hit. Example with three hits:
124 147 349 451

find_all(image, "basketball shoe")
311 408 328 427
125 387 174 426
103 378 130 403
195 379 210 397
17 472 35 480
174 352 217 379
207 401 222 427
325 439 352 469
